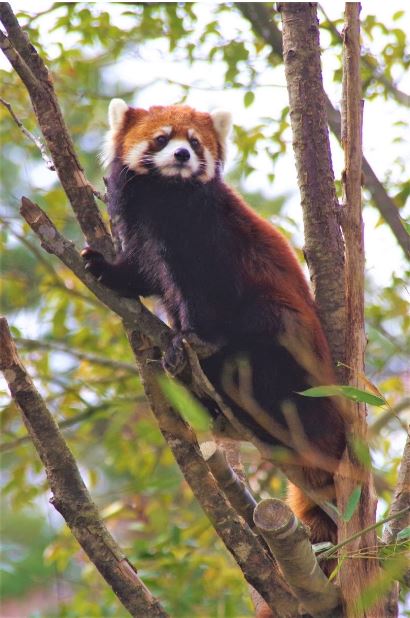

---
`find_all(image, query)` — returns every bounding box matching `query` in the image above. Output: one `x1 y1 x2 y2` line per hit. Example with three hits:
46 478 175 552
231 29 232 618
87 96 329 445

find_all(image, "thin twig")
16 337 137 373
0 96 55 169
322 505 410 561
0 404 112 453
318 4 410 108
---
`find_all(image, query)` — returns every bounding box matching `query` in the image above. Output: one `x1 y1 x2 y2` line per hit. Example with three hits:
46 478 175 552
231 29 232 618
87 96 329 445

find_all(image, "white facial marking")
155 126 172 137
201 146 216 181
153 138 200 178
124 140 150 173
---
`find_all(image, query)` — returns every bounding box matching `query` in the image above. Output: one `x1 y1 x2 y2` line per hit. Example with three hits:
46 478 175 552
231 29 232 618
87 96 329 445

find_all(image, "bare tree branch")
16 337 137 373
236 2 410 258
200 441 257 530
0 403 120 454
318 4 410 108
0 317 169 618
19 196 172 350
253 499 342 618
278 1 346 371
370 398 410 435
0 95 54 169
0 3 112 257
383 429 410 545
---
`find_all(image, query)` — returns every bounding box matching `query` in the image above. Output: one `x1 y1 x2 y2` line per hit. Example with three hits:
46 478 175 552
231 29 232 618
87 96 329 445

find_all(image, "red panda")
82 99 346 561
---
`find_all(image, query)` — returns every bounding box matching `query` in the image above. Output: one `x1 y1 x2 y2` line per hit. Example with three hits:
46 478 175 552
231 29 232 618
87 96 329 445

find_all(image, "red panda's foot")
162 331 222 377
162 333 188 377
81 247 109 282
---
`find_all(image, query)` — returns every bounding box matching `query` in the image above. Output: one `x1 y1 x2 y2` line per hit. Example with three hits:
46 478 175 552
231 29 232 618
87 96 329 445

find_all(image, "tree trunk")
279 2 346 373
336 6 385 616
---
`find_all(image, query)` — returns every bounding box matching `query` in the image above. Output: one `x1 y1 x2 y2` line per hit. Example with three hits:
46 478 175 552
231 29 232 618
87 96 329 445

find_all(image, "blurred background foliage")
0 3 409 616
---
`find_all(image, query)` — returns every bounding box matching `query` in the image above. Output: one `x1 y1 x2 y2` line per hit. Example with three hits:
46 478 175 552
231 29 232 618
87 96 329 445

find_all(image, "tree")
1 3 409 617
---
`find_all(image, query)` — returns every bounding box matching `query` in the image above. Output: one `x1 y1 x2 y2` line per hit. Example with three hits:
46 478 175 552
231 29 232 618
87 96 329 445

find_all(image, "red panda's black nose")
174 148 190 162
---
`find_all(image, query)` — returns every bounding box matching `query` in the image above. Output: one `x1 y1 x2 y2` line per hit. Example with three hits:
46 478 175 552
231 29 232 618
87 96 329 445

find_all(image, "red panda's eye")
155 135 168 147
190 138 200 148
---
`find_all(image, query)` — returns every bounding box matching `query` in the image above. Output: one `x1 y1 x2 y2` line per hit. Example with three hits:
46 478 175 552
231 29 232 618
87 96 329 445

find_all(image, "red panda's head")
101 99 232 182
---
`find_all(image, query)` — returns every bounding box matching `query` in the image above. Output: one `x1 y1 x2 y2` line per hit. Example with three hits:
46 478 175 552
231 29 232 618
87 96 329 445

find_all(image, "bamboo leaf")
298 385 386 406
342 486 362 522
159 376 211 432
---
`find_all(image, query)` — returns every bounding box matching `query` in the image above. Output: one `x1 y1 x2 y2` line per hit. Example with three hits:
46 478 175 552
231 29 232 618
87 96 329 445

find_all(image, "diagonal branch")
0 3 113 257
0 317 169 618
254 499 342 618
16 336 137 373
318 4 410 108
236 2 410 257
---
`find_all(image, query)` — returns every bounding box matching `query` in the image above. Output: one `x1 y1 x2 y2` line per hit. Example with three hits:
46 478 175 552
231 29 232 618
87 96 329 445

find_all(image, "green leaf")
350 438 372 468
342 486 362 522
244 91 255 108
298 385 386 407
159 376 211 432
396 526 410 542
392 10 404 21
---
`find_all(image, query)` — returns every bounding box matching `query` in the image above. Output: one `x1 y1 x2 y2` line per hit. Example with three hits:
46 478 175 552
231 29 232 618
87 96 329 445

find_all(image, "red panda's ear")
210 109 232 143
108 98 129 130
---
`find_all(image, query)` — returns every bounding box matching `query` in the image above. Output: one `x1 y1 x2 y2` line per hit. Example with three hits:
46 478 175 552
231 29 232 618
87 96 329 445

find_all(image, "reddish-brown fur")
85 104 346 566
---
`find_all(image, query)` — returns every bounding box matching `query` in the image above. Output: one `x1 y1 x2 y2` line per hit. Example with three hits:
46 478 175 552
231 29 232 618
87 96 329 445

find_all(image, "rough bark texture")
279 2 346 372
335 6 383 617
383 431 410 618
383 431 410 545
253 499 342 618
0 318 168 618
200 441 257 530
0 3 113 258
237 2 410 258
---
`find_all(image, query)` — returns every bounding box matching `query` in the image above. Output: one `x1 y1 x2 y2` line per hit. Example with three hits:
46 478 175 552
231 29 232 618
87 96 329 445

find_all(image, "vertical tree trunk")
280 2 385 615
279 1 346 372
336 5 383 616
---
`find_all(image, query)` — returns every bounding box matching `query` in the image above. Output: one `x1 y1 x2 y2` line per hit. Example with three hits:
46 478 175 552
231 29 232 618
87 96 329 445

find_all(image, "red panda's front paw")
81 247 108 281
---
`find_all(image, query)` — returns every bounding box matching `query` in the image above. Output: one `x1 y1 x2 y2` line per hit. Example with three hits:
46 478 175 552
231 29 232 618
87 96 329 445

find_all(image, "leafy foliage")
0 3 409 616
